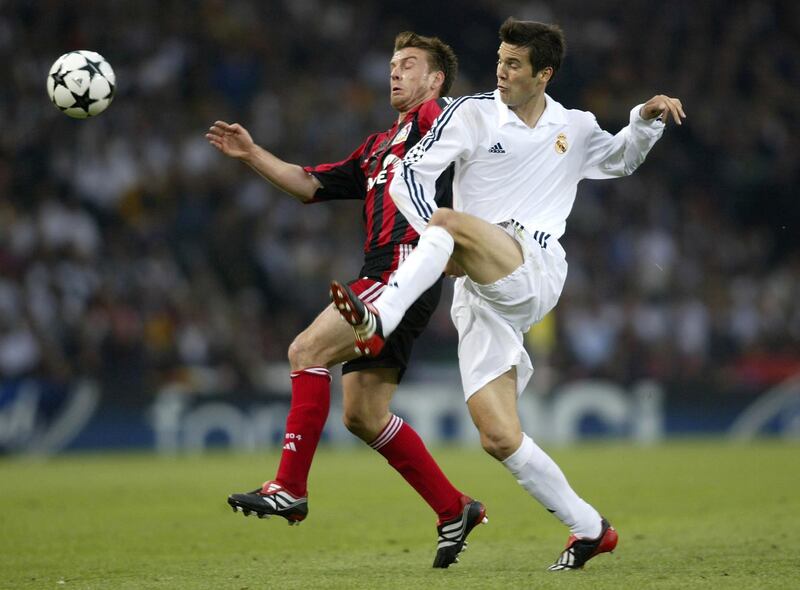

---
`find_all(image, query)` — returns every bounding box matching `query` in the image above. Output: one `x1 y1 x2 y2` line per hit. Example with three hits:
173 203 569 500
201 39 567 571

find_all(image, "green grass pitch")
1 440 798 589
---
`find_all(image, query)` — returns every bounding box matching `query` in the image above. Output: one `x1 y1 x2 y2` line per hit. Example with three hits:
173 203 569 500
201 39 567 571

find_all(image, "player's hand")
206 121 256 159
640 95 686 125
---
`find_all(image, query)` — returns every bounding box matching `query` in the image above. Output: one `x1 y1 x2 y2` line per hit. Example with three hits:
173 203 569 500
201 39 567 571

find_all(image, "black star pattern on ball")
80 57 114 99
80 57 104 78
71 89 94 113
51 69 68 90
102 80 115 99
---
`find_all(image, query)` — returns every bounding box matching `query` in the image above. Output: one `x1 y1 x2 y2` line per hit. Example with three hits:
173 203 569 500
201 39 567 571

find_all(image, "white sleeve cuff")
630 104 665 134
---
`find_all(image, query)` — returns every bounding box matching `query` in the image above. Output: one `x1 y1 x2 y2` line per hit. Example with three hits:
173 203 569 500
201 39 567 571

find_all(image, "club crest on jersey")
555 133 568 154
392 122 412 146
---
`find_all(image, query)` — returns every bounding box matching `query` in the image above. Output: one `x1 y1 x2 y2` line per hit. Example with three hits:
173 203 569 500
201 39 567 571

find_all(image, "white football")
47 50 115 119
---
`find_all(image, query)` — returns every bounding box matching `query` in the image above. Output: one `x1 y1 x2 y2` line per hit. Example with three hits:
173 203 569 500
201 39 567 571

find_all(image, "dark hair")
394 31 458 96
499 18 566 78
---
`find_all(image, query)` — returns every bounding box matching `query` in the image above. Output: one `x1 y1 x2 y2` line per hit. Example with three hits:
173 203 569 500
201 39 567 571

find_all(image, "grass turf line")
1 440 798 589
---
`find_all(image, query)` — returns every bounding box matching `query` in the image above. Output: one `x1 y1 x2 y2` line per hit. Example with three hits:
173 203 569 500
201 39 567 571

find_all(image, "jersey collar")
398 99 431 126
494 90 567 128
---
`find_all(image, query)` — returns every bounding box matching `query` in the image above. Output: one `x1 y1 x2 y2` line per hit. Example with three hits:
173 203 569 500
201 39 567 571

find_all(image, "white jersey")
390 89 665 243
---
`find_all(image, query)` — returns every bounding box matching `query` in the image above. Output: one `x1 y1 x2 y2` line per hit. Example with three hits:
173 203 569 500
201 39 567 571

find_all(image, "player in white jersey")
330 18 685 570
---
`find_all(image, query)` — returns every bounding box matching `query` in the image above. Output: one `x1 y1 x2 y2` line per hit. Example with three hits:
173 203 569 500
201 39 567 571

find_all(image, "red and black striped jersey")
304 97 453 278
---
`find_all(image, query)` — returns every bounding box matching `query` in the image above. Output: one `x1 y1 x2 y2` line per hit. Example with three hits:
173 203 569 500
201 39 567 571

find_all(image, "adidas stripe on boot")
433 496 488 568
547 518 618 571
227 480 308 525
330 280 386 357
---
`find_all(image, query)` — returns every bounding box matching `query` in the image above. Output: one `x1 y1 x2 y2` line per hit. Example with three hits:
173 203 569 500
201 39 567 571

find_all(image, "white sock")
374 226 454 335
502 434 602 538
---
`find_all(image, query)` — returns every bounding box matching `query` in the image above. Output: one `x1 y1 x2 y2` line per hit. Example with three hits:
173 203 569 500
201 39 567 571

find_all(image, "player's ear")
431 70 445 92
538 67 553 83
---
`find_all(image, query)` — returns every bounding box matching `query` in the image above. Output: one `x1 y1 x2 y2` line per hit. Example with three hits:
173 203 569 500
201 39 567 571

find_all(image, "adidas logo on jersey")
488 142 506 154
283 441 297 451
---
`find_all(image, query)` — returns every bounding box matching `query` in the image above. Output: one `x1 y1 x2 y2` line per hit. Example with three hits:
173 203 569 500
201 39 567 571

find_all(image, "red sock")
275 367 331 497
371 414 464 522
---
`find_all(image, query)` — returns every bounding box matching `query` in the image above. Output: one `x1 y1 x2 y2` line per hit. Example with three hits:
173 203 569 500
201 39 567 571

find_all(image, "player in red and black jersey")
207 32 486 568
306 94 453 279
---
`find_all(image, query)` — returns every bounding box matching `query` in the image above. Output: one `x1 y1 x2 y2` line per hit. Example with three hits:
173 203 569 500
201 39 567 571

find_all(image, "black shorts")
341 276 443 384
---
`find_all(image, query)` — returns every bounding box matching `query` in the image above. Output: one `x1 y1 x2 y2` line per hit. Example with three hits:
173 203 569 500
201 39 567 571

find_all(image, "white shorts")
450 223 568 400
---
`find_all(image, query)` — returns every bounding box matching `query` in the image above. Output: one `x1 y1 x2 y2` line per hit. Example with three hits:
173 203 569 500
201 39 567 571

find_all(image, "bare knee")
341 370 396 443
478 426 521 461
342 407 386 443
288 331 324 371
429 208 459 233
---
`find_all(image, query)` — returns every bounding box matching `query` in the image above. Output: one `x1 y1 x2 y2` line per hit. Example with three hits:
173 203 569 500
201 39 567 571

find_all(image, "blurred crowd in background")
1 0 798 401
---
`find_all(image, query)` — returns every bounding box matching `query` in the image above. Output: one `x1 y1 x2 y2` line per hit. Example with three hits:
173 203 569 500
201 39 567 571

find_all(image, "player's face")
496 42 548 109
389 47 439 113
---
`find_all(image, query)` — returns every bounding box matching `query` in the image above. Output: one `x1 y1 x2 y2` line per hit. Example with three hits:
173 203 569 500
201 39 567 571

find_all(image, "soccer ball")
47 50 115 119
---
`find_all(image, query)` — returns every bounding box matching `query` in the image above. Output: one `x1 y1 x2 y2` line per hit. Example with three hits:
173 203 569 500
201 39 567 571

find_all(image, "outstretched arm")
581 95 685 180
206 121 321 203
